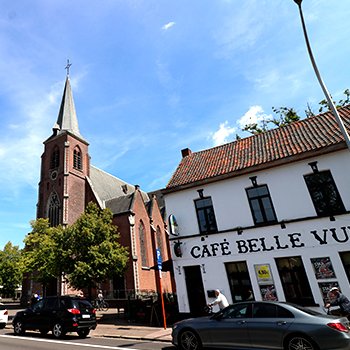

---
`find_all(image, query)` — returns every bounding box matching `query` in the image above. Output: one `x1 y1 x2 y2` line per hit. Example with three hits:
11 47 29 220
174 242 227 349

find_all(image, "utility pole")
293 0 350 151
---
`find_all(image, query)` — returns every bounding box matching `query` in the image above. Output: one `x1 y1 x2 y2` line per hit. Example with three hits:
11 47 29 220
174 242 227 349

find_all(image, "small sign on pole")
155 248 167 329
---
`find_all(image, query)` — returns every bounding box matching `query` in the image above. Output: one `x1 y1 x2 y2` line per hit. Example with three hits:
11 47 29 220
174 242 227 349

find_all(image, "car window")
32 300 44 312
60 298 73 309
222 304 251 319
73 299 93 310
44 298 58 310
253 303 277 318
277 305 294 318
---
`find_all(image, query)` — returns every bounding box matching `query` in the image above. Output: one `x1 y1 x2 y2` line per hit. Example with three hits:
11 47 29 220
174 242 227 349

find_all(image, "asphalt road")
0 330 176 350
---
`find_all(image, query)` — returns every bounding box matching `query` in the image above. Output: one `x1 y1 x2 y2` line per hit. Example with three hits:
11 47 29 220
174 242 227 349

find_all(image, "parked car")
172 301 350 350
0 303 8 329
12 295 96 338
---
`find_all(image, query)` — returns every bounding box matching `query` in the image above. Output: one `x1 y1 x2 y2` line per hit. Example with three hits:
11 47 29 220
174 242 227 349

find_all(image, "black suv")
13 295 97 338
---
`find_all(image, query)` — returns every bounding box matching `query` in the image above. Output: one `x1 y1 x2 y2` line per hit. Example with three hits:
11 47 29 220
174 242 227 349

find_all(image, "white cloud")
237 105 272 129
162 21 175 31
211 121 236 146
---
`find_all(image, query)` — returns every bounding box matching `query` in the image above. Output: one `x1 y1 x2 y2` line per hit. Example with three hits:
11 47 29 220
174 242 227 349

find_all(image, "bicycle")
94 299 109 311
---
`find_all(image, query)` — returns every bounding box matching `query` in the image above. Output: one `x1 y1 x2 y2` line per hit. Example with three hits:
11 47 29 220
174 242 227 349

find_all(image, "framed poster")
311 257 336 279
254 264 274 285
260 285 278 301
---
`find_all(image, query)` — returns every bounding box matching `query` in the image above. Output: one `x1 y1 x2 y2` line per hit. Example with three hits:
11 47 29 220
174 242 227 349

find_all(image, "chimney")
181 148 192 158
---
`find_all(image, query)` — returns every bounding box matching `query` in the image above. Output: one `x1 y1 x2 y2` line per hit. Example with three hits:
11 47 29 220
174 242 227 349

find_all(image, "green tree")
243 107 301 135
318 89 350 113
242 89 349 135
0 242 22 297
22 219 64 290
61 202 129 294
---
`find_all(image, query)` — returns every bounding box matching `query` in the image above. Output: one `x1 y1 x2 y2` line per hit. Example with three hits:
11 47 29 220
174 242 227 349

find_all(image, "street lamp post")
293 0 350 151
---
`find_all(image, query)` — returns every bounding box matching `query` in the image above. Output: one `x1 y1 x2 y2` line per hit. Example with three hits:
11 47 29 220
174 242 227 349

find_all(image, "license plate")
82 314 90 319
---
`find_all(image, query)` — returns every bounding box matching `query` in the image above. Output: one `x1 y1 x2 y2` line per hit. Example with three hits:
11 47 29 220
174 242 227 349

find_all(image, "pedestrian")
325 287 350 318
31 293 39 306
208 289 229 310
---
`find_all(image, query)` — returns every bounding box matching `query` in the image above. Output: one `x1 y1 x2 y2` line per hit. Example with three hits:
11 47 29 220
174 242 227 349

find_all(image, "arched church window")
48 192 61 227
139 221 148 267
50 147 60 169
156 226 163 256
73 147 82 170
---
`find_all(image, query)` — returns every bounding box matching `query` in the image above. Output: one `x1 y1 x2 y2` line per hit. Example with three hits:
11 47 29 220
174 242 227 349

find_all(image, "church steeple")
53 76 85 140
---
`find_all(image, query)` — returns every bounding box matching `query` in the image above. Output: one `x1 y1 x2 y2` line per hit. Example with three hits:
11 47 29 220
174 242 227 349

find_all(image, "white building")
163 106 350 316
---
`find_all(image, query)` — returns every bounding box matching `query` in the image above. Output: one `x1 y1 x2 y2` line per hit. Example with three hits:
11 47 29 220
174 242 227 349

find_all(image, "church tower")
37 76 90 227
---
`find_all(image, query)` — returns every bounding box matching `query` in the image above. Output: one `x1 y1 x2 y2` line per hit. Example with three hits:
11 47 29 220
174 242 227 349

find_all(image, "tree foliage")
242 107 301 135
60 202 129 291
243 89 349 135
22 203 129 295
22 219 64 286
0 242 22 297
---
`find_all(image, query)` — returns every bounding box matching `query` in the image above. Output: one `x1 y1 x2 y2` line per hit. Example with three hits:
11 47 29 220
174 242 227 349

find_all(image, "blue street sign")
156 248 162 271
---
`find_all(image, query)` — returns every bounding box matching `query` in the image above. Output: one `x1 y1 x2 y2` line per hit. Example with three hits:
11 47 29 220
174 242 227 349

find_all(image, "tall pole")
293 0 350 151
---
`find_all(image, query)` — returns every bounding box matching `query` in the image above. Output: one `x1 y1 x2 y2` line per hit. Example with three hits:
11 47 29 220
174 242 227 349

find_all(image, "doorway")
184 265 206 316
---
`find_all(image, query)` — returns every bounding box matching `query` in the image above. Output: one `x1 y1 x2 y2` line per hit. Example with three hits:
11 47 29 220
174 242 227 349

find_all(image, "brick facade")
23 76 175 304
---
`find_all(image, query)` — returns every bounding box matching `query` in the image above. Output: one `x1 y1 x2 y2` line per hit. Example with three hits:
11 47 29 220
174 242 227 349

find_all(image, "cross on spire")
65 59 72 76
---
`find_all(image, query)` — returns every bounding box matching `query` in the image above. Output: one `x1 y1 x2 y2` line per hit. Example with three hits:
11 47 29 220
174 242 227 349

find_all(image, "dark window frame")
73 147 82 170
139 221 149 267
246 184 277 225
50 147 60 169
275 256 315 306
48 192 61 227
304 170 345 217
194 196 218 234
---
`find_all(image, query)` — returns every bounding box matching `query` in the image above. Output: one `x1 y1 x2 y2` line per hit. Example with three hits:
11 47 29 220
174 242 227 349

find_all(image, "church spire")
53 72 84 140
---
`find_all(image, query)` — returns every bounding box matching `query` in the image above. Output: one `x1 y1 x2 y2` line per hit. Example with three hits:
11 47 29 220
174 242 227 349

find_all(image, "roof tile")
166 106 350 189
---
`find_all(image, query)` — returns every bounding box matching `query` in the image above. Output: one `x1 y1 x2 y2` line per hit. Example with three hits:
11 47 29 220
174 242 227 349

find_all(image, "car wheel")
179 329 202 350
77 329 90 338
13 320 25 336
286 335 317 350
52 323 66 339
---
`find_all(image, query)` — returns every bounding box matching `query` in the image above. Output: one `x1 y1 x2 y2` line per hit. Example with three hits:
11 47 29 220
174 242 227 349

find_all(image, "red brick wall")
37 132 89 226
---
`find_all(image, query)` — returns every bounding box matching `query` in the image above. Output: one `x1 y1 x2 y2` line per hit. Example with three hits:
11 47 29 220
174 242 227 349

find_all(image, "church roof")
87 165 150 214
165 106 350 191
54 77 85 140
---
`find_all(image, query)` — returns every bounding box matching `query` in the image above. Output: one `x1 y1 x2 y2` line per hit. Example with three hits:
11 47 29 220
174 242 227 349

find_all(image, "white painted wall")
165 149 350 313
165 150 350 236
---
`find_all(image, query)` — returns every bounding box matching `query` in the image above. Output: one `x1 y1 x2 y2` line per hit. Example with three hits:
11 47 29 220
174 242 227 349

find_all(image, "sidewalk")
91 309 172 342
5 304 172 343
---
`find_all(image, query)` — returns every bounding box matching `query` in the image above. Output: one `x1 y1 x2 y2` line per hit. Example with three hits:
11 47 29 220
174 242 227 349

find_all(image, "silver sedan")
172 301 350 350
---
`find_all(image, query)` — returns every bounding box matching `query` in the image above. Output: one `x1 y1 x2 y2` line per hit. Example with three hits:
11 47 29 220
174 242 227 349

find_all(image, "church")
22 74 175 303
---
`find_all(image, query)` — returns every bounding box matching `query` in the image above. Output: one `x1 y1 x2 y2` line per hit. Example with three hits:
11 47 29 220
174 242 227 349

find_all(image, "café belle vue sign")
189 226 350 259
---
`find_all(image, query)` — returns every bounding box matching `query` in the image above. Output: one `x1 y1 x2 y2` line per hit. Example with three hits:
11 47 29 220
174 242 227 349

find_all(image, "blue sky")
1 0 349 249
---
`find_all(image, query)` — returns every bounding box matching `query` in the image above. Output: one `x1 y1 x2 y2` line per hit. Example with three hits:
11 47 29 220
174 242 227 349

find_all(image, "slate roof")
165 106 350 191
54 77 85 140
87 165 150 214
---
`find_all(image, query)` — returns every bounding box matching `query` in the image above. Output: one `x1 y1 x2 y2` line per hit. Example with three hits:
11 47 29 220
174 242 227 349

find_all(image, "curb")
93 334 172 343
5 323 172 343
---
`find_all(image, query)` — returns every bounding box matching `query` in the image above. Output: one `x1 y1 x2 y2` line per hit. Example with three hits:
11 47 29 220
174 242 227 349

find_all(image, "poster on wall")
254 264 274 285
318 281 340 303
260 285 278 301
311 257 336 279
